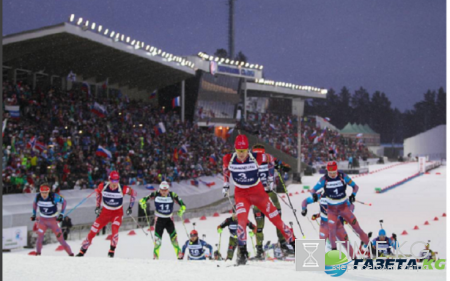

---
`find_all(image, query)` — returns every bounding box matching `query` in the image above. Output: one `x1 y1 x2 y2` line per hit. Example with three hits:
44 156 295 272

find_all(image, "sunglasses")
235 149 248 153
190 234 198 238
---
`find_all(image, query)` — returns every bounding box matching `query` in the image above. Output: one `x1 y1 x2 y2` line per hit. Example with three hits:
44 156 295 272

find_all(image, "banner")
2 226 27 250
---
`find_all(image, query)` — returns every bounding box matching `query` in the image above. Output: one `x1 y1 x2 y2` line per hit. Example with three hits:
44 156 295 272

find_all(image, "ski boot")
254 245 265 260
76 248 87 257
108 246 116 258
237 246 248 266
281 241 295 256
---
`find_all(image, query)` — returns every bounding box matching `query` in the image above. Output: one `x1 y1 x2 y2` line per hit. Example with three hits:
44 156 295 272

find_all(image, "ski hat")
159 181 170 191
190 230 198 237
234 134 249 150
109 171 120 182
379 229 386 236
326 161 338 172
40 184 50 192
252 144 265 154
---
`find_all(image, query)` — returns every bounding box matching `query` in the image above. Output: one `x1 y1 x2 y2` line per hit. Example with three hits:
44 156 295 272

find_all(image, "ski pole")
226 191 236 213
181 215 190 238
249 231 256 256
356 200 372 206
130 215 148 236
63 190 96 218
277 172 306 239
143 208 155 240
306 216 318 234
218 232 222 257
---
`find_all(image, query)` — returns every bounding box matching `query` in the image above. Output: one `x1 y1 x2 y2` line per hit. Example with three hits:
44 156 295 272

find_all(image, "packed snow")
4 162 447 281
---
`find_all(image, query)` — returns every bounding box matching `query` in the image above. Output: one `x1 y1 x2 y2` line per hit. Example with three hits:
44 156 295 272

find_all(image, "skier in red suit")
76 171 137 258
222 134 295 265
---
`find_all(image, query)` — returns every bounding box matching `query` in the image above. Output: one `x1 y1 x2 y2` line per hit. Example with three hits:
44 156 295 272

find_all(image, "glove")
392 233 397 240
31 215 36 221
217 227 223 234
368 232 372 239
95 207 102 216
222 183 230 197
249 230 254 237
57 214 64 222
311 214 318 221
139 198 147 210
301 209 307 217
177 205 186 218
178 252 184 260
349 193 356 204
312 193 318 202
126 207 132 216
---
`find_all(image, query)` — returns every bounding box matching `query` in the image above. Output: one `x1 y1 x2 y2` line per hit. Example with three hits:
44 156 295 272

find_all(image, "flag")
209 155 217 165
270 124 276 130
309 130 317 140
226 128 234 136
158 122 166 134
302 130 307 138
190 180 199 187
324 117 330 121
96 146 112 159
173 148 179 162
172 96 181 108
149 92 157 99
67 71 76 82
35 141 45 153
199 179 215 187
313 136 319 144
91 102 107 118
180 145 188 154
81 81 91 96
5 105 20 118
356 133 363 138
27 136 37 149
102 78 109 90
2 118 7 137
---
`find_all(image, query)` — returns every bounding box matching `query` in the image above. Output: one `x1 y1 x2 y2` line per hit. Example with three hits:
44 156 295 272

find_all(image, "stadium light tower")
228 0 236 59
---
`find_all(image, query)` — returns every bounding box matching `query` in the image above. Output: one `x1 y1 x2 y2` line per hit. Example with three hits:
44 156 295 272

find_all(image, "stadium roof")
243 81 327 99
3 22 196 94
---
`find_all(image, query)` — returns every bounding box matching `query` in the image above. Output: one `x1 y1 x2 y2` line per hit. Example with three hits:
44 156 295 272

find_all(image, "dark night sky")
3 0 446 111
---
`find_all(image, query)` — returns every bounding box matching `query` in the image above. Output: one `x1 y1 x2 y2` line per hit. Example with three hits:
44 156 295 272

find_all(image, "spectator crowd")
237 112 374 167
2 81 231 194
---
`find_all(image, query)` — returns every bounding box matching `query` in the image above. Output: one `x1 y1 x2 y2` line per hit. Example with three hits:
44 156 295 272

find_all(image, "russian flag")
172 96 181 108
158 122 166 134
5 105 20 119
324 117 330 122
149 92 157 99
309 130 317 140
226 127 234 136
96 146 112 159
356 133 363 138
27 136 37 149
199 179 215 187
270 124 276 130
81 81 91 96
180 144 188 154
190 180 199 187
91 102 107 118
209 154 217 165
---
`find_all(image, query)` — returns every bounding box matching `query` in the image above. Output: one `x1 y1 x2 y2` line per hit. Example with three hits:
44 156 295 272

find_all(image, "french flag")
96 146 112 159
172 96 181 108
91 102 107 118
